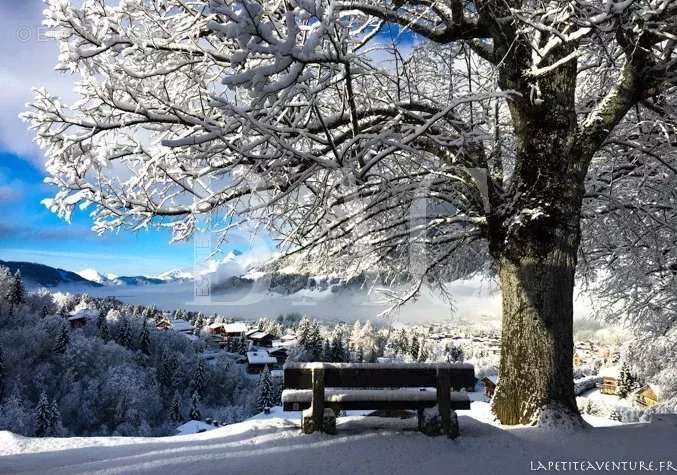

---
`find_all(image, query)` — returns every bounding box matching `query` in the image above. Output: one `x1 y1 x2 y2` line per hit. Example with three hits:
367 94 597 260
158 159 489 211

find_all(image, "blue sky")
0 149 197 276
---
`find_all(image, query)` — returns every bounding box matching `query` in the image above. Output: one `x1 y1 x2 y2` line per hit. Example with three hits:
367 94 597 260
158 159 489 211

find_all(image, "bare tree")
23 0 677 426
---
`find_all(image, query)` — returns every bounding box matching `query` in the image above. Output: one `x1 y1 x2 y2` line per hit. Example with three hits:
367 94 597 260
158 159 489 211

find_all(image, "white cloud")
0 1 78 164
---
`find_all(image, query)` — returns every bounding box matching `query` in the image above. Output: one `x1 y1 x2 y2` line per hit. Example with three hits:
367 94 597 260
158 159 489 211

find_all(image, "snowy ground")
580 388 635 408
1 403 675 475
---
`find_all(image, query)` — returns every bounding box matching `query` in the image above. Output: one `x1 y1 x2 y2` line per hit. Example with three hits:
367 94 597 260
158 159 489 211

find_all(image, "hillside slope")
0 260 101 288
1 404 675 475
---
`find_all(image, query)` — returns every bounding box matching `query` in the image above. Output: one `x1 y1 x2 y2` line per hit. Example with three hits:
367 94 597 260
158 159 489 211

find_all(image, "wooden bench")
282 362 475 438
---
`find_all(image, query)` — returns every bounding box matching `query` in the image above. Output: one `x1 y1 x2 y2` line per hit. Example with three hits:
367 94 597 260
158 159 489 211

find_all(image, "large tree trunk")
491 230 582 426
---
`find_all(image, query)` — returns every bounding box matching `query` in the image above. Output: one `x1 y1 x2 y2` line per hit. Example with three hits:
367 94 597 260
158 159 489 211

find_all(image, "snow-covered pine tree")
417 342 429 363
40 305 49 319
140 319 151 356
8 270 24 316
117 316 132 348
617 363 636 399
191 358 207 397
296 318 312 348
53 324 70 354
9 270 24 305
330 330 347 363
49 398 62 436
446 344 465 363
256 366 275 413
322 339 331 362
95 311 104 329
158 351 178 392
193 314 205 336
409 335 420 361
397 329 409 356
169 391 182 422
98 318 110 342
34 392 54 437
189 391 201 421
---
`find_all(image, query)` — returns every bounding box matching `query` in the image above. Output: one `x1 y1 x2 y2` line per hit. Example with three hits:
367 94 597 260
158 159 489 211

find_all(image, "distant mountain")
1 254 370 296
77 269 165 286
111 275 165 286
78 268 109 284
0 260 102 288
157 269 194 281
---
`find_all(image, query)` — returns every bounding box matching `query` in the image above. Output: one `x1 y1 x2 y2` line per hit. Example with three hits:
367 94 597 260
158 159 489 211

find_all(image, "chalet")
598 367 620 395
574 353 585 367
170 319 193 334
482 376 497 399
246 351 278 373
67 306 99 329
268 347 288 365
636 384 662 407
247 331 274 348
156 320 172 331
219 322 247 338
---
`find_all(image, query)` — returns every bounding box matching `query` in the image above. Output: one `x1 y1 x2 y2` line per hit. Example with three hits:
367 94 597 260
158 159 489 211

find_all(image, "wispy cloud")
0 184 23 202
0 0 77 163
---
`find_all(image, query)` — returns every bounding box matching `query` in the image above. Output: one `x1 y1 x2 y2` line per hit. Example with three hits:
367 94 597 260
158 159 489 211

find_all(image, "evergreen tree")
256 366 275 412
169 390 182 422
158 352 178 390
140 319 151 355
49 398 62 435
617 363 636 399
330 333 347 363
296 318 312 347
417 342 429 363
194 313 205 335
8 270 25 315
189 391 201 421
398 329 410 355
117 316 132 348
53 324 70 354
192 358 207 396
322 339 331 362
409 335 420 361
40 306 49 318
98 318 110 342
10 270 25 305
96 311 105 329
34 392 54 437
446 344 465 363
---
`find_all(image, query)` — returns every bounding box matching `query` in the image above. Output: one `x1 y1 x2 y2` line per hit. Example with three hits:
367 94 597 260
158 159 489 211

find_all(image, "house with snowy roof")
636 384 663 407
246 350 278 373
598 367 620 395
246 331 274 347
67 304 99 329
170 319 193 334
210 322 248 338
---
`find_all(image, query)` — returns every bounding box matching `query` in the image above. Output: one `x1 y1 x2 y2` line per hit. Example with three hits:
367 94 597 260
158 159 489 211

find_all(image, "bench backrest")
284 363 475 390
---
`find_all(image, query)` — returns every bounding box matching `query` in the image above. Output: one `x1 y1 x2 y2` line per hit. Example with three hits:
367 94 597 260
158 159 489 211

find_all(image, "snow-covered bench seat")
282 362 475 437
282 388 471 410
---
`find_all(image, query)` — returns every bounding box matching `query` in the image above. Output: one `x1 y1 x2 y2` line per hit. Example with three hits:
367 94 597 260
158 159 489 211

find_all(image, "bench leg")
302 407 336 434
311 367 325 433
446 410 459 439
418 406 459 438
